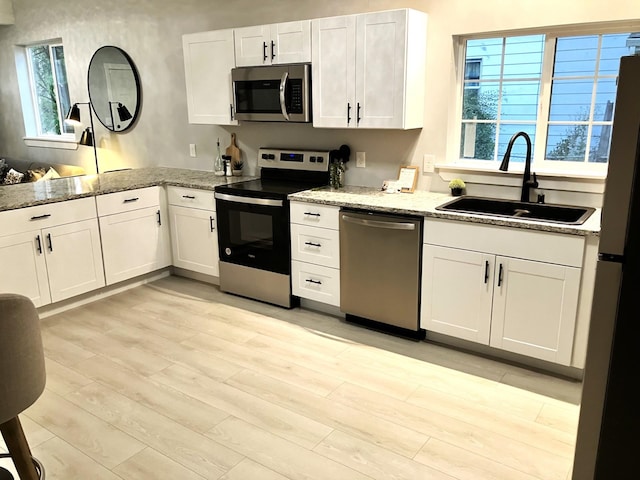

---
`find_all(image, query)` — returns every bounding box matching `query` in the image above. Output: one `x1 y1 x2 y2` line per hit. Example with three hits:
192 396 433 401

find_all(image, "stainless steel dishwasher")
339 209 424 338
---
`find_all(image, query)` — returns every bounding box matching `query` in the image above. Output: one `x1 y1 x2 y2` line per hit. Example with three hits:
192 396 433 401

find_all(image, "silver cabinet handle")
341 214 416 231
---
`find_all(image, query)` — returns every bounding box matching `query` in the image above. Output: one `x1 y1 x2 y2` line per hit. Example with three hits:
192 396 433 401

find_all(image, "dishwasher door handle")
341 214 416 231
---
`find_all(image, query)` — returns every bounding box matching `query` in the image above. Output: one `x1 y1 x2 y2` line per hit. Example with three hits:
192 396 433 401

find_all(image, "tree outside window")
27 43 72 136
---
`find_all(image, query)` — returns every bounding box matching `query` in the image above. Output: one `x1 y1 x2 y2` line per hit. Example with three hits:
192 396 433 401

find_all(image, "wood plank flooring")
0 275 581 479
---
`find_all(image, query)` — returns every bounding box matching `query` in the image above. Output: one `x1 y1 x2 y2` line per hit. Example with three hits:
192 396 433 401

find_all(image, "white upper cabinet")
312 9 427 129
235 20 311 66
183 29 238 125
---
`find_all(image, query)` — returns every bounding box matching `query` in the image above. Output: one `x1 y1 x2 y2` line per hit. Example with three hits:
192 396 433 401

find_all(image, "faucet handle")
529 172 539 188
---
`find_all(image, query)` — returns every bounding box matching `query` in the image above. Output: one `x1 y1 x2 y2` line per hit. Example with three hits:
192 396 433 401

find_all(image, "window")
458 31 637 173
26 42 72 136
15 40 75 145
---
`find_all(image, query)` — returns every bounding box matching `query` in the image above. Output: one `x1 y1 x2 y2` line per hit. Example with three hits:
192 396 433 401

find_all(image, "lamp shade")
117 103 133 122
79 128 94 147
65 103 82 125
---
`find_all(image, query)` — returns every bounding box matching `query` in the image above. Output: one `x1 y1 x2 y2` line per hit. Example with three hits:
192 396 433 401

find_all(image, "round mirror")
87 46 140 132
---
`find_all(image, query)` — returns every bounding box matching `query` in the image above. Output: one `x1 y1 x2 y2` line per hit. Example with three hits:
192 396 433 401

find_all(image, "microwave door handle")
279 71 290 121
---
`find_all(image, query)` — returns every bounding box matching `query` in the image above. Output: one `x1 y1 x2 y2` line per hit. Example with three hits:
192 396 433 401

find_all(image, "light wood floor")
1 275 581 480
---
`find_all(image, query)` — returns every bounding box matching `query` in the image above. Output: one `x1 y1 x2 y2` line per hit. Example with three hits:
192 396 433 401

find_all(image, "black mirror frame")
87 45 141 133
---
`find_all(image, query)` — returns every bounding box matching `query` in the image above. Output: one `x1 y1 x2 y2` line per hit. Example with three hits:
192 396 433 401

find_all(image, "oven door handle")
279 71 290 121
215 192 283 207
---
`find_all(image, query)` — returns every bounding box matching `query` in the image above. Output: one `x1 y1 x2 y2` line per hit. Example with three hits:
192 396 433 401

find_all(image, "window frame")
451 25 638 178
15 39 77 150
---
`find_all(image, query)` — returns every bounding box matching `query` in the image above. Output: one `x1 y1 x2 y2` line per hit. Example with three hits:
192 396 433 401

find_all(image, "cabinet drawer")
167 186 215 210
291 224 340 268
292 261 340 306
0 197 97 237
290 201 339 230
96 186 163 217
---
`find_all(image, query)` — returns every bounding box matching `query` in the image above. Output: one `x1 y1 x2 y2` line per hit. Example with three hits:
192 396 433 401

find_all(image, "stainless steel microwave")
231 64 311 122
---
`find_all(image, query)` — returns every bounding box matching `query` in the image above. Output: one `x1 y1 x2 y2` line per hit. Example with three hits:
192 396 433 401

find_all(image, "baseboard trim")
37 269 171 319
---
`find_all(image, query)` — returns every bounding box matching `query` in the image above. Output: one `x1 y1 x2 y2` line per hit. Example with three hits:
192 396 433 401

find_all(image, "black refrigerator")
573 54 640 478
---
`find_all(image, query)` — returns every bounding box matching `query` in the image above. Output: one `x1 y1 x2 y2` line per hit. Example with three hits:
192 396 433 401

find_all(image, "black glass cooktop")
215 168 329 200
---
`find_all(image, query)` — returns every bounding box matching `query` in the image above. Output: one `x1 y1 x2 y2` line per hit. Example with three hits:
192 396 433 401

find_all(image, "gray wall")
1 0 639 200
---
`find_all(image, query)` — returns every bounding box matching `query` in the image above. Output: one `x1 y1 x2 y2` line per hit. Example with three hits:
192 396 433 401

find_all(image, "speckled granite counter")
0 167 256 212
289 186 601 236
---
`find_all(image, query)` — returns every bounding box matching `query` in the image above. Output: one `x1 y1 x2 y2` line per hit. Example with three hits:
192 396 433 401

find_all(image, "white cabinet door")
312 15 357 128
421 245 493 344
490 257 581 365
355 10 408 129
0 231 51 307
271 20 311 64
183 29 237 125
312 9 425 129
234 25 271 66
100 206 171 285
235 21 311 66
169 205 219 277
43 219 105 303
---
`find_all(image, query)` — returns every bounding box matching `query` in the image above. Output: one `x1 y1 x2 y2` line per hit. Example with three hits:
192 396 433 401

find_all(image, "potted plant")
448 178 466 196
231 159 244 176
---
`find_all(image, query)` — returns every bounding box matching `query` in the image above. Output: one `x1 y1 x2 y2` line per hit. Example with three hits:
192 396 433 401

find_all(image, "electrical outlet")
356 151 366 168
189 144 197 157
423 154 435 173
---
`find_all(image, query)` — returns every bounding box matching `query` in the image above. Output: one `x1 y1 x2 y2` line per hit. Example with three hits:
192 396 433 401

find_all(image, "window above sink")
453 29 639 178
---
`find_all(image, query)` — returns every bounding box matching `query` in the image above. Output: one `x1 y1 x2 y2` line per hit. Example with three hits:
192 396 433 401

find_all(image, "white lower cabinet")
167 187 219 277
0 198 105 307
290 201 340 306
43 219 105 302
421 219 584 366
98 187 171 285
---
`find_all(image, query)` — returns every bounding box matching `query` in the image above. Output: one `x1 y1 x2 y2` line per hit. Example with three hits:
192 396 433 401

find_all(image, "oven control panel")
258 148 330 172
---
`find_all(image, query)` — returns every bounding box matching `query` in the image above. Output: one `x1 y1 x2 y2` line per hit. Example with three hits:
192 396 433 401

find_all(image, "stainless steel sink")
436 196 595 225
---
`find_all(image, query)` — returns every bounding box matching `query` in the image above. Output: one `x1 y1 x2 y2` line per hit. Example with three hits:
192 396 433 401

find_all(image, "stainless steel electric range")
214 148 330 307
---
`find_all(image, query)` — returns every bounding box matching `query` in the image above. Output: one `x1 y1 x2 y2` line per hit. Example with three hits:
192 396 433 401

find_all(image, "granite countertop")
289 185 601 236
0 167 256 212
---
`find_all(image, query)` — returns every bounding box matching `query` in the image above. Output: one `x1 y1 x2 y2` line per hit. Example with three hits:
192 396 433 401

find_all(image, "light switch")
189 144 197 157
356 152 366 168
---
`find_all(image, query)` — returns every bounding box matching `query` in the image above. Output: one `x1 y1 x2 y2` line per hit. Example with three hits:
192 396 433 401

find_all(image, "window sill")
435 163 606 194
23 136 78 150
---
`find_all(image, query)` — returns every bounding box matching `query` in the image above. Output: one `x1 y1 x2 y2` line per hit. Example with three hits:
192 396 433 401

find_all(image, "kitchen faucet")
499 131 539 202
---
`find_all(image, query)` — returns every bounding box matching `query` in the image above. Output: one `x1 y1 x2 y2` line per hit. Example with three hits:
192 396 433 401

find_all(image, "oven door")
215 193 290 274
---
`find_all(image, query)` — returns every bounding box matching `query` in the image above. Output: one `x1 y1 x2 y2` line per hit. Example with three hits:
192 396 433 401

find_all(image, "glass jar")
329 161 345 188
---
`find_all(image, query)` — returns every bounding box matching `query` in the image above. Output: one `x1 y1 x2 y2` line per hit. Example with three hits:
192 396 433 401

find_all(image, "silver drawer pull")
305 279 322 285
30 214 51 221
123 197 139 203
304 241 322 248
304 212 321 217
182 195 196 199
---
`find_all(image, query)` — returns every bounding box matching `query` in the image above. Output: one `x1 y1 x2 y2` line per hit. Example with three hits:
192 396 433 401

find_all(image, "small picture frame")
397 166 419 193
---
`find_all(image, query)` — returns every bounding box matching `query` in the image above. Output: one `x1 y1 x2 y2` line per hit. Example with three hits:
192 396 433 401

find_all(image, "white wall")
1 0 639 204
